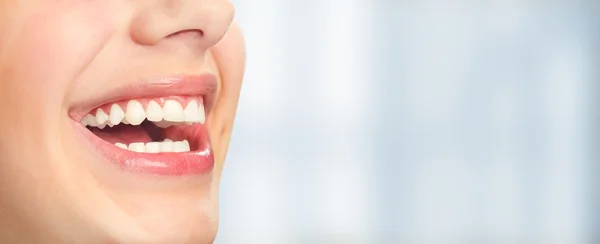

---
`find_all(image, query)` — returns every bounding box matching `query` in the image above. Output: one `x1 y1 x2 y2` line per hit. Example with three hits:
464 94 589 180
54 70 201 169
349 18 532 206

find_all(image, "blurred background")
217 1 598 244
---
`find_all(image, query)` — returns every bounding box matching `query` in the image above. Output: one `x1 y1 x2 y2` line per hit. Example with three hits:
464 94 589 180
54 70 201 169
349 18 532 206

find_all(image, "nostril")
166 29 204 39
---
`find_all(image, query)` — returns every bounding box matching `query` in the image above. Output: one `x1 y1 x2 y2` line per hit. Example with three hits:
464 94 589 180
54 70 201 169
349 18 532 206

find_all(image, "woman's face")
0 1 244 243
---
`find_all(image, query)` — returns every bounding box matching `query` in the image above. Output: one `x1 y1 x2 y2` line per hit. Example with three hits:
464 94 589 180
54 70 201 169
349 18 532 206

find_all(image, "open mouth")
82 97 206 153
70 75 217 176
74 95 214 176
73 93 214 175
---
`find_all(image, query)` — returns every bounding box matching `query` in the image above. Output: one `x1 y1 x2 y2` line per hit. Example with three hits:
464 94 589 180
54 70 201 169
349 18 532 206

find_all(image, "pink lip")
70 75 216 176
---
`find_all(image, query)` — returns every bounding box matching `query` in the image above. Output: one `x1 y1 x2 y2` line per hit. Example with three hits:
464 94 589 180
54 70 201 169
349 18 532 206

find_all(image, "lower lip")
73 122 214 176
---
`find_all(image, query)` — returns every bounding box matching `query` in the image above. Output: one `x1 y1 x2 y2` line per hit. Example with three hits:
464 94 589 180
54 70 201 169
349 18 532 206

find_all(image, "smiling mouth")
83 97 205 153
71 75 216 176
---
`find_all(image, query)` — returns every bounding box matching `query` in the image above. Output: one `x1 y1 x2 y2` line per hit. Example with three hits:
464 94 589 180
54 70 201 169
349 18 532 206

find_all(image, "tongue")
90 124 152 145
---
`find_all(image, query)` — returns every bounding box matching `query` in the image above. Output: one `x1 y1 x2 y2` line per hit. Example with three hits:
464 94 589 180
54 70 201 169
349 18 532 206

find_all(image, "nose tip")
131 0 235 50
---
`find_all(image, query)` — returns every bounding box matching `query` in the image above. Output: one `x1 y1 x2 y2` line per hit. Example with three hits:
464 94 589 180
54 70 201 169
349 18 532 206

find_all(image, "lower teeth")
115 139 190 153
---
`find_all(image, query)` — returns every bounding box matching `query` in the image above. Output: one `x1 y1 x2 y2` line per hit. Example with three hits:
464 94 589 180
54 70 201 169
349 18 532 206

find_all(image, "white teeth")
115 140 190 153
160 139 173 152
146 100 164 122
83 98 206 128
125 100 146 125
183 100 200 123
96 109 109 125
128 142 146 153
182 140 190 150
82 114 98 127
115 143 127 149
173 140 190 152
145 142 161 153
163 100 185 122
109 104 125 126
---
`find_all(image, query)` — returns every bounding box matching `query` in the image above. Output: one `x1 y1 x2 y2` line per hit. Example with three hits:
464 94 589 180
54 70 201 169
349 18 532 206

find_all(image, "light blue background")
217 2 597 243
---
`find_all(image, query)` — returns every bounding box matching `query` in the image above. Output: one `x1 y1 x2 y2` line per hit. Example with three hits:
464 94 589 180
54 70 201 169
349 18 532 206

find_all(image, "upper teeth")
82 99 205 127
109 104 125 125
96 108 109 125
146 101 164 122
163 100 185 122
125 100 146 125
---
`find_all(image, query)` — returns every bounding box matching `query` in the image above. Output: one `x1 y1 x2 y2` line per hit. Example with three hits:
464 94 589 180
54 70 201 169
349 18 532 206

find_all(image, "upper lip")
68 74 218 121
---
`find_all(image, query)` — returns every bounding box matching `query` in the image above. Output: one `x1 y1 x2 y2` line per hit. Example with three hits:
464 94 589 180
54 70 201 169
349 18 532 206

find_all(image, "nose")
130 0 234 51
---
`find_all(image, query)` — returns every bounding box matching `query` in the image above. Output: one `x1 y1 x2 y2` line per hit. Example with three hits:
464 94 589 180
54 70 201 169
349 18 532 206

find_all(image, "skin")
0 0 245 243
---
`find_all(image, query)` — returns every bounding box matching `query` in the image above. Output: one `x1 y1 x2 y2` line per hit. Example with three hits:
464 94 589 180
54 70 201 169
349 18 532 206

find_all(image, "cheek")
0 4 117 171
0 4 118 230
207 23 245 169
1 6 114 113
